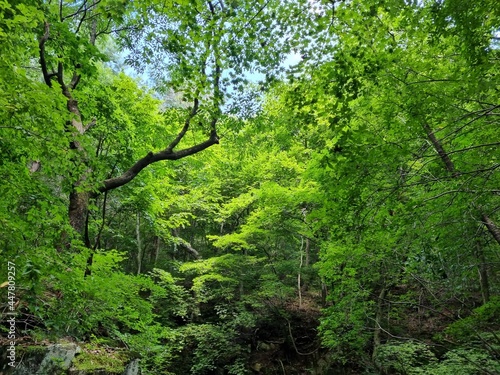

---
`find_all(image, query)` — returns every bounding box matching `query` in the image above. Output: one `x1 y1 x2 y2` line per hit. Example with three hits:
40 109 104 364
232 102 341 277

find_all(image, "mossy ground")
72 344 129 374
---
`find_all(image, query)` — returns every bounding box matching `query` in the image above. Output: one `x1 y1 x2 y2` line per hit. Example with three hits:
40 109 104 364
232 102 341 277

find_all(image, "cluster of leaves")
375 341 500 375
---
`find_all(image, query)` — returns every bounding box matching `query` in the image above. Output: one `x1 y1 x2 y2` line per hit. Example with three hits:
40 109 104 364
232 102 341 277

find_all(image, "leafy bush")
375 342 500 375
425 348 500 375
28 249 192 356
445 297 500 343
374 341 437 374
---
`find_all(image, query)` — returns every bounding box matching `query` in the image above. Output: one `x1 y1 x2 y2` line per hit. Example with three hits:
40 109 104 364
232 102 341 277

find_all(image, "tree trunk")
321 281 328 307
69 191 90 235
152 236 160 266
298 238 304 309
136 212 142 275
476 241 490 304
372 287 387 362
423 123 500 248
422 123 458 176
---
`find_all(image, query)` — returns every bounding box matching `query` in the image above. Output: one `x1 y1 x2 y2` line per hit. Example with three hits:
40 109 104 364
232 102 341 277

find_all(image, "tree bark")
178 238 201 259
373 287 387 362
475 241 490 304
422 123 457 176
423 123 500 248
69 191 90 235
481 214 500 247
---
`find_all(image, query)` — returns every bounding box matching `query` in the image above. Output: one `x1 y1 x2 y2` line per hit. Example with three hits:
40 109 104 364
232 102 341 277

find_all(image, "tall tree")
29 0 312 240
274 0 500 365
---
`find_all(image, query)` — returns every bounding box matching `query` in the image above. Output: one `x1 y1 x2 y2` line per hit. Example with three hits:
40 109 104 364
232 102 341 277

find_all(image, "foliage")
1 0 500 374
426 348 500 375
445 297 500 345
375 341 437 375
375 342 500 375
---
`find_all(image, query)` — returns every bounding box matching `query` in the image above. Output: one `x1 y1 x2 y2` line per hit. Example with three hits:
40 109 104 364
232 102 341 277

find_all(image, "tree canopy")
1 0 500 374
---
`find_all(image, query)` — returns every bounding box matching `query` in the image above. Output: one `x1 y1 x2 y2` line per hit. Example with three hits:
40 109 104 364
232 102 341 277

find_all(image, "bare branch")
59 0 64 22
62 0 102 21
84 118 96 132
56 61 66 89
420 142 500 158
208 1 216 14
178 238 201 259
423 123 458 176
438 105 500 143
406 78 459 85
422 190 500 203
95 25 139 38
235 0 272 35
75 2 89 35
94 18 112 39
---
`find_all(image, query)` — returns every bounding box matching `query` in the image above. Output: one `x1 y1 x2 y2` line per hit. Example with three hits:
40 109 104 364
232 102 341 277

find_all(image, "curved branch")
100 130 219 192
57 61 66 89
69 71 81 90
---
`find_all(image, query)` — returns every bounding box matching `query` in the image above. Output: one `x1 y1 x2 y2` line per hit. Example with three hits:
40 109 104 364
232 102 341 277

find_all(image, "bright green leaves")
125 0 315 106
0 0 78 292
264 0 500 368
0 1 41 37
2 0 500 373
180 254 259 303
430 0 500 63
374 341 438 374
74 68 165 182
374 341 500 375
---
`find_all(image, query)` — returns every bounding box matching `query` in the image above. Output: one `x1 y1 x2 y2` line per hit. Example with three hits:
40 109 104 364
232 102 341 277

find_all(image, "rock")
0 342 139 375
36 343 80 374
251 362 262 372
122 359 140 375
0 346 46 375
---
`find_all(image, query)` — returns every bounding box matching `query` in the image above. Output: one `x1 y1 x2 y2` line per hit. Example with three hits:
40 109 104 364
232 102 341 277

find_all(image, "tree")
17 0 312 243
273 0 500 366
